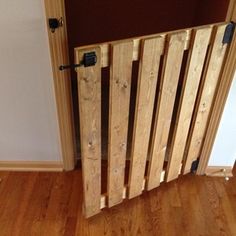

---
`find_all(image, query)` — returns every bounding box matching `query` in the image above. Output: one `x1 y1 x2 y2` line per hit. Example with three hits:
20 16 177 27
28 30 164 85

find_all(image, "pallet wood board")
75 47 102 218
165 27 212 182
107 41 133 207
146 31 187 190
128 37 165 198
74 22 230 218
183 24 228 174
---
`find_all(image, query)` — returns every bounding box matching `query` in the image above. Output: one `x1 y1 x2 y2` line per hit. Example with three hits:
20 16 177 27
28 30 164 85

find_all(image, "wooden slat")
128 37 165 198
107 41 133 207
102 169 167 209
183 24 228 174
146 32 187 191
74 24 221 67
75 47 101 218
165 27 212 182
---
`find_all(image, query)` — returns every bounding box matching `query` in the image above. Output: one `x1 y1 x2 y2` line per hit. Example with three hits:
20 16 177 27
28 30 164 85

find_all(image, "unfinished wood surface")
165 27 212 182
146 32 187 190
107 42 133 207
44 0 75 170
183 24 228 175
128 37 165 198
197 6 236 175
75 47 102 218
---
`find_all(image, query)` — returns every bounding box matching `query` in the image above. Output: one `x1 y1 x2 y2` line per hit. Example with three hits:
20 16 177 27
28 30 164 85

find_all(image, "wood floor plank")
0 167 235 235
146 31 187 190
128 36 165 198
107 41 133 207
75 47 102 218
183 24 228 174
165 27 212 182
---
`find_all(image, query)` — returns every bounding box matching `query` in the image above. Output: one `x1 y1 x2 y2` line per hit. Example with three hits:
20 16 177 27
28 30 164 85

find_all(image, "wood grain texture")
183 24 228 175
165 27 212 182
0 166 235 235
197 5 236 175
75 47 102 218
128 37 165 198
44 0 75 170
74 23 229 68
146 32 187 190
107 41 133 207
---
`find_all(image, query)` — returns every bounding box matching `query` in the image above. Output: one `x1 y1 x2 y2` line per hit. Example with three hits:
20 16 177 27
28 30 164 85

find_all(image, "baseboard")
205 166 233 177
0 161 63 172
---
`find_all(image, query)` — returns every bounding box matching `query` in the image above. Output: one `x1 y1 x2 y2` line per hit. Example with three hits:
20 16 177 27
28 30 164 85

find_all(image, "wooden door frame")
197 0 236 174
44 0 75 170
44 0 236 172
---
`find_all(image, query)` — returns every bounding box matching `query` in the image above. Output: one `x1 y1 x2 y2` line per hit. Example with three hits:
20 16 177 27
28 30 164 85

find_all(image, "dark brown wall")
193 0 229 26
65 0 198 47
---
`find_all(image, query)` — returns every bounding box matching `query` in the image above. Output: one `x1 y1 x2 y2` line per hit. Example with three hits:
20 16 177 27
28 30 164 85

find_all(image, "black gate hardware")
190 159 199 173
48 17 63 33
222 22 236 44
59 52 97 71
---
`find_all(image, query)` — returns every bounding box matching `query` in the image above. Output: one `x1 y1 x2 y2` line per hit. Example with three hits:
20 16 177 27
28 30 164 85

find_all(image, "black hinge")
190 159 199 173
48 18 63 33
59 51 97 71
222 22 236 44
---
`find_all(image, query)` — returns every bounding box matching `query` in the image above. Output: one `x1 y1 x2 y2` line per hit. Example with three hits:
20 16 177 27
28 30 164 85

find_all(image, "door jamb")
44 0 75 170
197 0 236 174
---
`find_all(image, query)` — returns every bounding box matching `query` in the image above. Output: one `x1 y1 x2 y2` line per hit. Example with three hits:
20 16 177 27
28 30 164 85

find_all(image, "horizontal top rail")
74 22 227 68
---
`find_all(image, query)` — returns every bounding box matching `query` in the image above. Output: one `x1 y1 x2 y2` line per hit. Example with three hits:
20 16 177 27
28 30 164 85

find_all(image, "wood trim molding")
205 166 233 177
44 0 75 170
0 161 63 172
197 2 236 175
226 0 236 21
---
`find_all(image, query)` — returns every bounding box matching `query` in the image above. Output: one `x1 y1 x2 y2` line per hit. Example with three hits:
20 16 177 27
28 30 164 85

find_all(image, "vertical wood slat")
107 42 133 207
183 24 228 174
165 27 212 182
146 32 187 191
75 47 102 218
128 37 165 199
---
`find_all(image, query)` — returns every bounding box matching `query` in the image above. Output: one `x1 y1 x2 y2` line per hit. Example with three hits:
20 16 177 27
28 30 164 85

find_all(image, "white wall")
0 0 62 161
208 73 236 167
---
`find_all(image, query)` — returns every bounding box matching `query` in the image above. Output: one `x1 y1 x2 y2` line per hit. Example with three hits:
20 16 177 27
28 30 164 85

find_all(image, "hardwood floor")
0 167 235 236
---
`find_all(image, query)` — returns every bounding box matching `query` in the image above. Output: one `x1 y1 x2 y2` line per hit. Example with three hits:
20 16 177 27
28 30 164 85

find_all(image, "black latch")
59 51 97 71
222 22 236 44
190 159 199 173
48 18 63 33
83 52 97 67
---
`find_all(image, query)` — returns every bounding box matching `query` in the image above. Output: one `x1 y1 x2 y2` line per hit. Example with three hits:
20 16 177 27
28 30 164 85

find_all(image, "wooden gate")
75 23 230 218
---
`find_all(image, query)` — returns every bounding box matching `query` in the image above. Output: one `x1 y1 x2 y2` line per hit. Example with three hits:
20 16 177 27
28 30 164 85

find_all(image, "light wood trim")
197 5 236 175
205 166 233 177
107 41 133 207
147 32 186 187
0 161 63 172
226 0 236 21
75 47 102 218
44 0 75 170
128 37 164 198
166 27 212 180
